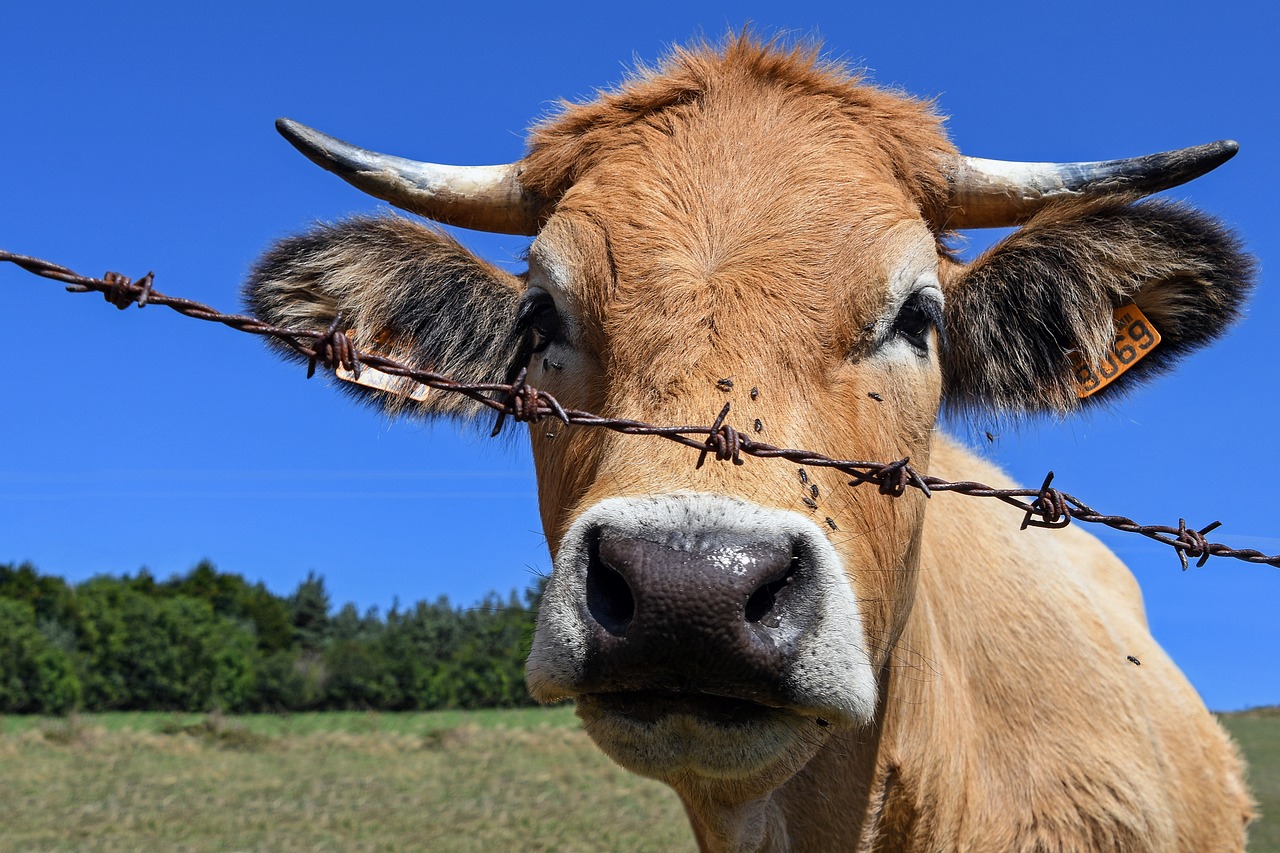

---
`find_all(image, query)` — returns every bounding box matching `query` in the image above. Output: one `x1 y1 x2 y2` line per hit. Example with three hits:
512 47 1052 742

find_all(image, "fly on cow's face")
810 484 819 499
802 496 818 510
798 469 809 485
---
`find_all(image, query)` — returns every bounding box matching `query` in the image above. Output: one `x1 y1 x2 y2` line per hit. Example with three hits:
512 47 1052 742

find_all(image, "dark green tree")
436 591 538 708
380 596 461 709
162 561 294 653
0 562 80 628
0 598 81 713
289 571 332 652
75 577 256 711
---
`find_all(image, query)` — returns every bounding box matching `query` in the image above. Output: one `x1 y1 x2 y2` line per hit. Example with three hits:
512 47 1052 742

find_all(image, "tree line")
0 561 542 714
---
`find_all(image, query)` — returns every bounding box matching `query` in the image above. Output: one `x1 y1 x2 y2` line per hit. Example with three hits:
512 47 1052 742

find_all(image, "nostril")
744 549 801 627
587 536 635 636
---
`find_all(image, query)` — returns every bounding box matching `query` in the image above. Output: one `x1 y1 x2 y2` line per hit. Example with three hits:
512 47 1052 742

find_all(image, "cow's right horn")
276 118 542 236
944 140 1239 229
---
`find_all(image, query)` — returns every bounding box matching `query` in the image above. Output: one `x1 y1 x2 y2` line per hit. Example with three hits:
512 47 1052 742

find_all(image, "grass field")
0 708 1274 851
1223 707 1280 852
0 707 694 852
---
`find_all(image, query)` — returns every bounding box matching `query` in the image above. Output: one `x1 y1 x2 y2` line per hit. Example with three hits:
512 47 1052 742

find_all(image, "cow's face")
247 39 1251 805
517 101 948 789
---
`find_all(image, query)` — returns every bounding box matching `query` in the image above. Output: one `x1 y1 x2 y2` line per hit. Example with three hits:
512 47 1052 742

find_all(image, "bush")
0 598 81 713
75 580 256 711
0 562 544 713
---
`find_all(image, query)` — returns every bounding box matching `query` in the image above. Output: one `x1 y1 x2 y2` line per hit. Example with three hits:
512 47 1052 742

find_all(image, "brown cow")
247 37 1254 852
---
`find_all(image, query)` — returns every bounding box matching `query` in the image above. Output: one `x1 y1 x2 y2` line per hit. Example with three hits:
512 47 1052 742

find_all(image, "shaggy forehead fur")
520 38 957 231
517 38 954 413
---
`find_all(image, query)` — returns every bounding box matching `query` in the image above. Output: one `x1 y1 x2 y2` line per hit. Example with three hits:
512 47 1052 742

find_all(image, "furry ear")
245 215 526 419
941 198 1255 416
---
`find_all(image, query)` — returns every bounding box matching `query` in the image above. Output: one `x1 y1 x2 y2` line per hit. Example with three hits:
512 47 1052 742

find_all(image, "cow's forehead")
518 42 956 232
524 72 947 362
530 186 940 377
515 48 959 410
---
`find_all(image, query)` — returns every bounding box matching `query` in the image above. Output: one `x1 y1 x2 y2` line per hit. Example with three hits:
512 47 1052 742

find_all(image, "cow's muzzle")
527 493 879 730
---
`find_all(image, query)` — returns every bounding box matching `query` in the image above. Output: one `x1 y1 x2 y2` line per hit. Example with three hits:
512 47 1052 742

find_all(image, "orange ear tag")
1070 304 1162 399
335 364 431 402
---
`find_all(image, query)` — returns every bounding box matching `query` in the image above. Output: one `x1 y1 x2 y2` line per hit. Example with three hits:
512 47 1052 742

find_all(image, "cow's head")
247 40 1251 806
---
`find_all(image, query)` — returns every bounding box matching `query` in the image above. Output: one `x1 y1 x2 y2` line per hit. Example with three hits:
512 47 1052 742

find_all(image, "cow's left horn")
944 140 1238 229
276 118 541 235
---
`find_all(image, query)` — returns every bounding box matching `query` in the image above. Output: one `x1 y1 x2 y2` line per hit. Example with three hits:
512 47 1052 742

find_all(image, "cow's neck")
678 791 786 853
673 668 895 852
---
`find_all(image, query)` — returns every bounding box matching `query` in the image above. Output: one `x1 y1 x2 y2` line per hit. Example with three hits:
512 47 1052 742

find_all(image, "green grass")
0 708 1275 851
1221 708 1280 853
0 705 581 738
0 708 692 852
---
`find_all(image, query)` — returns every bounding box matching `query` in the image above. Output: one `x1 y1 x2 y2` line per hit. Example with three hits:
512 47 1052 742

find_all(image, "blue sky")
2 1 1275 710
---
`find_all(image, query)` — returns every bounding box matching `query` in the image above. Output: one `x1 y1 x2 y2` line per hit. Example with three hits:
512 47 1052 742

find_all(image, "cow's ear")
940 198 1255 416
245 215 526 419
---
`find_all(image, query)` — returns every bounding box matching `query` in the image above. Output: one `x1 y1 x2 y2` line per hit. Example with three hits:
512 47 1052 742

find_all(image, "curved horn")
276 118 541 235
946 140 1238 229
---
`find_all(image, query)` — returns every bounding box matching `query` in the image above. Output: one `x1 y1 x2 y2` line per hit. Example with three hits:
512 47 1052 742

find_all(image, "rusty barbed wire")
5 248 1277 570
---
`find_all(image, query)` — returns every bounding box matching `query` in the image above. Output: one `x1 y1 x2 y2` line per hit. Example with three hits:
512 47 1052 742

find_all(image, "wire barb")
1173 519 1222 570
876 457 913 497
697 402 744 468
491 366 549 437
1021 471 1072 530
307 311 360 380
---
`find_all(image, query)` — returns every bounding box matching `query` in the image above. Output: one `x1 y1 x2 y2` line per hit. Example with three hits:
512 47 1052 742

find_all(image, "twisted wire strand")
5 249 1275 570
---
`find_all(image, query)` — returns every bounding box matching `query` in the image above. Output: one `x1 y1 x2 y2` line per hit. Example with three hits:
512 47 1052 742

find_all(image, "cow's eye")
892 292 943 353
519 293 562 353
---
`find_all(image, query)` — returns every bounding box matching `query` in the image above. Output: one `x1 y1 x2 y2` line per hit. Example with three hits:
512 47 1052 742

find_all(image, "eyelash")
517 292 562 354
891 293 944 352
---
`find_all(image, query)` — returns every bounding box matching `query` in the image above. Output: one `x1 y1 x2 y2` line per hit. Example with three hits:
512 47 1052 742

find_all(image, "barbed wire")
4 248 1276 570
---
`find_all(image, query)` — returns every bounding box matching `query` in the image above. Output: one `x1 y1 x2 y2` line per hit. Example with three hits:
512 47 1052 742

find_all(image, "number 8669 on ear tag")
1071 304 1162 399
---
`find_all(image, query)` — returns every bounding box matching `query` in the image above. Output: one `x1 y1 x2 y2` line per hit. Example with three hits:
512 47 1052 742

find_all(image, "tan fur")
248 35 1254 851
869 439 1253 851
516 40 1251 849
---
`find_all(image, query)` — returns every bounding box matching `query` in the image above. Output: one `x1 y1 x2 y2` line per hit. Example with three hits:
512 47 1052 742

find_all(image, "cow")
245 37 1255 852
